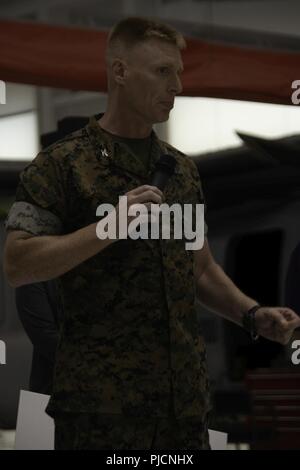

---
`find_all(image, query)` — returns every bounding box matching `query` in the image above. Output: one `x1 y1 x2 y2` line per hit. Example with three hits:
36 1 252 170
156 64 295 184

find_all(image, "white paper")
15 390 54 450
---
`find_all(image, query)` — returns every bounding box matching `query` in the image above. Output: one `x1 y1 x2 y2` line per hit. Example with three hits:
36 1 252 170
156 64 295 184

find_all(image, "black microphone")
142 154 176 234
150 154 177 191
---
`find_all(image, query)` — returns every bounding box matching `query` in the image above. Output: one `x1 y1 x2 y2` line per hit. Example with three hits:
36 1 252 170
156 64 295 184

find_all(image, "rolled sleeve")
5 202 63 236
5 151 67 235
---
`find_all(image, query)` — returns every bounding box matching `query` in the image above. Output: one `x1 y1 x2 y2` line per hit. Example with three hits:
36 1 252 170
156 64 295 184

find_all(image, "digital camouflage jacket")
5 115 211 419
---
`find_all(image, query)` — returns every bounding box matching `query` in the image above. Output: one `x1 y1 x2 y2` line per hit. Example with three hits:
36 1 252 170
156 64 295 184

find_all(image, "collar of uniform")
86 114 183 179
149 131 182 176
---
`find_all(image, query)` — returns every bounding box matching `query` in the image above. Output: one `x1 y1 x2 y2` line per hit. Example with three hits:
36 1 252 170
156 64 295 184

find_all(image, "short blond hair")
106 16 186 63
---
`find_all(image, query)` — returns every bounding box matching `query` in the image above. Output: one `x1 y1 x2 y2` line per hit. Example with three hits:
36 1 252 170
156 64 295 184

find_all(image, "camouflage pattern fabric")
54 413 210 450
5 115 211 421
5 201 62 234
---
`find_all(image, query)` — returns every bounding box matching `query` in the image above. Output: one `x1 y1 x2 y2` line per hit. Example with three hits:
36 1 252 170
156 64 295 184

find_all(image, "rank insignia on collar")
100 147 109 158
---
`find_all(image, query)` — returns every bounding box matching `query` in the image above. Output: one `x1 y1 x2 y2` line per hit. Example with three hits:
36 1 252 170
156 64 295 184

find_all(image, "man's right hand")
113 185 164 238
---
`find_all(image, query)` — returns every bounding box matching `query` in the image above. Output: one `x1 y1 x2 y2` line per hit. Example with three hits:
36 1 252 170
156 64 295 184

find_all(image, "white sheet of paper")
15 390 54 450
208 428 228 450
15 390 227 450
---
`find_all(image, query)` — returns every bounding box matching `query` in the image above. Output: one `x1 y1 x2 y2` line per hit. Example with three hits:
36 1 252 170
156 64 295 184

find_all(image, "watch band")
243 304 261 341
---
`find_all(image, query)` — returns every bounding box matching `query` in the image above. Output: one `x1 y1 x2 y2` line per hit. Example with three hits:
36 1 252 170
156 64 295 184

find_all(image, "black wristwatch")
243 305 261 341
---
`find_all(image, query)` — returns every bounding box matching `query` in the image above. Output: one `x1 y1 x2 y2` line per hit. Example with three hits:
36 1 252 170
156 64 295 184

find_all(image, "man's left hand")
255 307 300 344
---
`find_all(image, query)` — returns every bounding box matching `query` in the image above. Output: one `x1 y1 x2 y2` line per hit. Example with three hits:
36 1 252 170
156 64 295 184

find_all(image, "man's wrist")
242 304 261 341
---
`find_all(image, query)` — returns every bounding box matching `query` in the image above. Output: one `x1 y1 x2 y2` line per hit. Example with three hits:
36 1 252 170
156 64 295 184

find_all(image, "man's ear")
112 58 128 85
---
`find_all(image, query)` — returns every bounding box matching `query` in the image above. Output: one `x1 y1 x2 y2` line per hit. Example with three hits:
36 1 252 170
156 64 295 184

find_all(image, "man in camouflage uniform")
4 17 300 450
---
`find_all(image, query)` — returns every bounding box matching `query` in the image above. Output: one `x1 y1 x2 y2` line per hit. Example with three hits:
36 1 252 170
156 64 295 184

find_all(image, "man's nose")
168 74 183 95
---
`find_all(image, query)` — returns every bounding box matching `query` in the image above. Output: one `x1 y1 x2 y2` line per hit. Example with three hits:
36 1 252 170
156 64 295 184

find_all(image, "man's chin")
155 112 170 124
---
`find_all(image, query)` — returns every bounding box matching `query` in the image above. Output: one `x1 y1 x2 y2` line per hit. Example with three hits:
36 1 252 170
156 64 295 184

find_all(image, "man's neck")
98 107 152 139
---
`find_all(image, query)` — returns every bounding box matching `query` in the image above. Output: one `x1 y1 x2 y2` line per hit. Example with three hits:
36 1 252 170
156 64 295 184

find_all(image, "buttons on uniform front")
160 243 168 258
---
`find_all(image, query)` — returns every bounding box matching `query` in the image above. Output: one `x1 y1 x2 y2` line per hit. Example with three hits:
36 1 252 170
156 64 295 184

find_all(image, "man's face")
121 38 184 125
